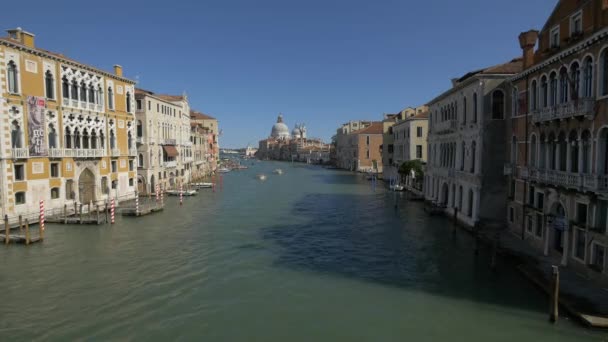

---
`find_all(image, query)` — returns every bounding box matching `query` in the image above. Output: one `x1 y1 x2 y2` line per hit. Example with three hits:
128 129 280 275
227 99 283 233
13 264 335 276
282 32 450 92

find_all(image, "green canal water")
0 161 605 341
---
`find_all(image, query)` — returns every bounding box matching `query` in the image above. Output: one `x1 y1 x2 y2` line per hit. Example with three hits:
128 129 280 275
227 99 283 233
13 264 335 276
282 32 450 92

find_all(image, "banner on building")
27 96 47 156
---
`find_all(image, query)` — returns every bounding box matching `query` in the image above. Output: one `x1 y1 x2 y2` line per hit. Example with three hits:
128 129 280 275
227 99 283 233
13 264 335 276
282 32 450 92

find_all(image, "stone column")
578 139 584 174
566 140 572 172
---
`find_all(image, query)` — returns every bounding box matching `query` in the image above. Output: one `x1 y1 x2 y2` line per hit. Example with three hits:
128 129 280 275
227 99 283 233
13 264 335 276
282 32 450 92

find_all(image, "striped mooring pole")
155 184 160 202
179 183 183 205
39 200 45 231
110 198 115 224
135 191 139 215
160 185 164 207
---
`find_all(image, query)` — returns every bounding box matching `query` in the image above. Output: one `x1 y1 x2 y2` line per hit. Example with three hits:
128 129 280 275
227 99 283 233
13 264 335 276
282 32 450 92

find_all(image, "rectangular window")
14 164 25 181
537 193 544 210
550 26 560 48
416 127 422 137
598 200 608 234
509 207 514 223
15 192 25 205
157 103 159 112
592 244 606 272
535 213 543 238
366 150 370 159
129 160 134 171
129 178 134 187
570 11 582 35
136 99 142 110
575 228 586 260
509 179 515 198
366 136 370 145
416 145 422 159
51 187 60 199
111 161 117 173
148 101 151 110
111 180 117 189
101 177 108 194
577 202 588 226
526 215 533 233
50 163 59 178
528 186 535 205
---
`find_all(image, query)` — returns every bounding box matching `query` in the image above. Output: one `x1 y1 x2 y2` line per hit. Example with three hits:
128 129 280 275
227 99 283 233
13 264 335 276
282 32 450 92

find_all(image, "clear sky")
0 0 555 148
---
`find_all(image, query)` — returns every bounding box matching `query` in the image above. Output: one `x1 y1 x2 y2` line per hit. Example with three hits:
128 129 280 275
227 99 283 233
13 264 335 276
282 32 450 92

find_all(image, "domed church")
270 114 291 140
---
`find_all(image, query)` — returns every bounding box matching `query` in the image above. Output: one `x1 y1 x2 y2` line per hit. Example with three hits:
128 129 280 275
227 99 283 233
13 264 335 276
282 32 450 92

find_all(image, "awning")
163 145 179 157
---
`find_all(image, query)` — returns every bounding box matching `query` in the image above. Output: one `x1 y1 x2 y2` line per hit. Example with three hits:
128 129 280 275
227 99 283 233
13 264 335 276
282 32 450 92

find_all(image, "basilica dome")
271 114 291 139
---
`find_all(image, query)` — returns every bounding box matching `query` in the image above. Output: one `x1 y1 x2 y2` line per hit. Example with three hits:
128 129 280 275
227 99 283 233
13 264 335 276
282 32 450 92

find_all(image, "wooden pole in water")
474 221 479 256
74 202 77 217
550 265 560 323
64 204 67 224
25 219 30 245
79 204 83 224
96 205 100 225
105 201 109 224
19 215 22 233
4 215 9 245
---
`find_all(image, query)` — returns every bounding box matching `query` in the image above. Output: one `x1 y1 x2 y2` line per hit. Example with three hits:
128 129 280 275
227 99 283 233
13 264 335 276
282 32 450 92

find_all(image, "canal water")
0 161 605 341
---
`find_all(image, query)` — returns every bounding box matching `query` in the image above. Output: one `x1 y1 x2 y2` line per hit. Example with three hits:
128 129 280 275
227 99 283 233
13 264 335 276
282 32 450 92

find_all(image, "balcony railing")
434 120 457 134
49 148 63 158
111 148 121 157
164 139 176 145
11 148 29 159
71 100 78 107
61 148 105 158
164 160 177 168
80 101 87 109
531 98 595 123
529 168 608 192
62 98 69 106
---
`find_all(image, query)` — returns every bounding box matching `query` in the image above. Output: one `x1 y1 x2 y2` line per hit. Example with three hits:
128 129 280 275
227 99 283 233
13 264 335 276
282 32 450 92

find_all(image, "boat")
217 168 231 173
166 190 198 196
273 169 283 175
257 174 267 181
389 184 405 191
192 182 213 189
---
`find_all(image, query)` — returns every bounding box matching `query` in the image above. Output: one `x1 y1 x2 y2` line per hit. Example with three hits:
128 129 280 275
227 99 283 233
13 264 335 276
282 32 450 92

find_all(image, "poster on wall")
27 96 47 156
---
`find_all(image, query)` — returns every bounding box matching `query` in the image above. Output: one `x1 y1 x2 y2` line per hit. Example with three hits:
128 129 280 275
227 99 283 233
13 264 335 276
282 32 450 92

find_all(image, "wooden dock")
122 206 164 217
2 217 44 246
44 203 108 225
121 199 165 217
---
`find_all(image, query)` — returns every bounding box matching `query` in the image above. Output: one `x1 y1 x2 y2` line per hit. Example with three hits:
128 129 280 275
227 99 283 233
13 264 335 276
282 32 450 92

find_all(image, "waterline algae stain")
0 161 604 341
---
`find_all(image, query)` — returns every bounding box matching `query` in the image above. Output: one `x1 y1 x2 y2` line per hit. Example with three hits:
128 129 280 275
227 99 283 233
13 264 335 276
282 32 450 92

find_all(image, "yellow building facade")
0 28 137 222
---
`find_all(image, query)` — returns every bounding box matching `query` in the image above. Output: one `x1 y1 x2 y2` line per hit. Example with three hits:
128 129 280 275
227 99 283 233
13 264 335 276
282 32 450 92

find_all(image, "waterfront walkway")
478 227 608 328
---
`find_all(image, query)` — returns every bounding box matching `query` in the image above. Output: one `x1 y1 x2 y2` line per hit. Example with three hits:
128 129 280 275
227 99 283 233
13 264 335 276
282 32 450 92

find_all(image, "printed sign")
27 96 47 156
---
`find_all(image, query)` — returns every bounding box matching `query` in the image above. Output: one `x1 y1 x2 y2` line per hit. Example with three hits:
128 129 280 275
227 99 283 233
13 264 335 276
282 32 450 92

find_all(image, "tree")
398 160 424 187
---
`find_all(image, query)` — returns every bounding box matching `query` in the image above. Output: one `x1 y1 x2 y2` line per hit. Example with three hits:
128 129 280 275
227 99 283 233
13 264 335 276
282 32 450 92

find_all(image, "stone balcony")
531 98 595 124
528 168 608 192
164 160 177 168
434 120 457 134
62 148 105 158
111 148 121 157
11 148 29 159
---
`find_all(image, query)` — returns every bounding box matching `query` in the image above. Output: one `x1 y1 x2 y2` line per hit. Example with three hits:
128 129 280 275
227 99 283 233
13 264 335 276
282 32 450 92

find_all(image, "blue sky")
1 0 555 148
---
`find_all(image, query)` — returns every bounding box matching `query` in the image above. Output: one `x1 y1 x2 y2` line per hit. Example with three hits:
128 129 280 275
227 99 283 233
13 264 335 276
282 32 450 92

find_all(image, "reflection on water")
0 161 603 341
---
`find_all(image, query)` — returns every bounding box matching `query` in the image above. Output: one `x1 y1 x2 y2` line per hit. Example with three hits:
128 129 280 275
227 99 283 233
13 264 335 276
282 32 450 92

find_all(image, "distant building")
334 121 372 170
335 121 383 172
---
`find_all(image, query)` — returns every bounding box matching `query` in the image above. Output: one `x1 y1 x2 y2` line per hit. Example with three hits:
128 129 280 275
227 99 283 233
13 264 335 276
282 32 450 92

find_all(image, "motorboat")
257 174 267 181
217 168 231 173
192 182 213 189
389 184 405 191
166 190 198 196
273 169 283 175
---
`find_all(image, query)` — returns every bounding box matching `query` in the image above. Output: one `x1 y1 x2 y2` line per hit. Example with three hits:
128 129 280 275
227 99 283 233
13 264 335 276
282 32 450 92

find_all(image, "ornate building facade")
0 28 137 221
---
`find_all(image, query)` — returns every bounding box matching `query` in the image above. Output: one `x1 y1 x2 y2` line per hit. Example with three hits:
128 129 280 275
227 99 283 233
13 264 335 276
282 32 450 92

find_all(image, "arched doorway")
137 175 146 194
552 203 567 253
150 175 155 194
78 168 96 204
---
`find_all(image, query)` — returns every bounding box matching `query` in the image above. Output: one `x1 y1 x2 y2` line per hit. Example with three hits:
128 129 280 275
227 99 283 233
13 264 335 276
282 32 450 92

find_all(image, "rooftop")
190 110 216 121
352 122 383 135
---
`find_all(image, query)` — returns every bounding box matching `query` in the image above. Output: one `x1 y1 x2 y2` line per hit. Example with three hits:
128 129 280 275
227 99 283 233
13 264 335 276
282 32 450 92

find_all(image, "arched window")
71 79 78 100
602 50 608 96
7 61 18 93
65 127 72 148
458 185 463 210
539 133 546 169
88 84 95 104
548 132 557 170
558 132 567 171
108 87 114 109
91 130 97 149
470 141 476 173
80 81 87 102
48 124 57 149
511 136 517 163
99 130 105 149
11 120 21 148
137 120 143 137
581 130 591 174
472 93 478 122
97 86 103 105
559 67 568 104
492 90 505 119
600 128 608 175
128 132 133 149
584 57 593 97
62 77 69 99
461 142 465 170
530 80 538 111
73 128 81 149
110 129 116 149
541 76 548 107
45 71 54 99
463 96 467 124
468 189 474 217
570 62 580 101
530 135 537 167
549 72 558 106
569 130 578 172
82 129 90 149
139 154 144 168
126 92 132 112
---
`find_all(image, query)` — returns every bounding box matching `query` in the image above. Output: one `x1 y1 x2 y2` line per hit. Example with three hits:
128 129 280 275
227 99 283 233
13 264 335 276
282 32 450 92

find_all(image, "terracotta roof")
352 122 383 135
156 94 185 102
190 110 216 120
0 37 134 83
413 111 429 119
457 58 523 83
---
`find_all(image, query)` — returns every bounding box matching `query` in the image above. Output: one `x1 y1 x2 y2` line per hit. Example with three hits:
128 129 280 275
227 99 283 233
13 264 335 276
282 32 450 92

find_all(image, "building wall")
357 133 382 172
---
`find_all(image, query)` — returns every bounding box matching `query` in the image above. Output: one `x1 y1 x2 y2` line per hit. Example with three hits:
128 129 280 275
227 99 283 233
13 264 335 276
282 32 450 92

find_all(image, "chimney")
113 65 123 77
518 30 539 70
6 27 35 48
451 78 459 87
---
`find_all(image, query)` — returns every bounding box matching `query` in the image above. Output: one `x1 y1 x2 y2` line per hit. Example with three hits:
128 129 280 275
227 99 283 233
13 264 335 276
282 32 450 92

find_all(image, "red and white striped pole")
155 184 160 202
110 198 115 224
160 184 164 207
39 200 45 231
179 183 183 205
135 191 139 215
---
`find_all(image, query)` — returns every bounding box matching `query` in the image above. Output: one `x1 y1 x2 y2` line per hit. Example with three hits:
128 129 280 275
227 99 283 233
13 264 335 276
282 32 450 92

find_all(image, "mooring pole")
550 265 560 323
19 215 23 233
25 219 30 245
4 215 9 245
79 204 83 224
64 204 67 224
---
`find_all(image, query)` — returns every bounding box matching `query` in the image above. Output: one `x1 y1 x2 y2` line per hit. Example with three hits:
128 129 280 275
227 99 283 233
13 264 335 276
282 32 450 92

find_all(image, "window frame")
14 163 25 181
50 162 60 178
570 10 583 36
550 25 560 49
50 187 60 199
15 191 26 205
